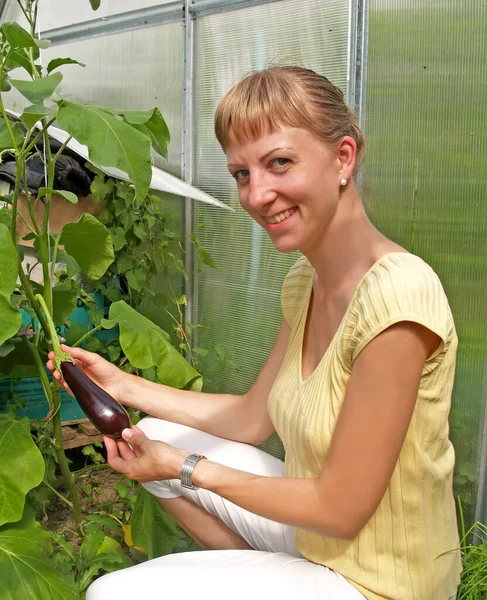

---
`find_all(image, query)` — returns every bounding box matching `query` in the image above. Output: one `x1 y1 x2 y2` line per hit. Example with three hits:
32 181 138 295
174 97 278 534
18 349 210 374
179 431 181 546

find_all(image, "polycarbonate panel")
40 23 183 176
39 0 180 31
366 0 487 525
193 0 349 404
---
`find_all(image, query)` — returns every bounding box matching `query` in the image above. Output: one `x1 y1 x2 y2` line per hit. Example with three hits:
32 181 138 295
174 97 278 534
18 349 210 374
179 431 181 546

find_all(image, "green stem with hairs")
34 293 72 368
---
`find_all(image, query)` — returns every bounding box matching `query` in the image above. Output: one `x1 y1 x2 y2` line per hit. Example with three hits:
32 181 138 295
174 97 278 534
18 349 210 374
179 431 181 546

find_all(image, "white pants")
87 417 366 600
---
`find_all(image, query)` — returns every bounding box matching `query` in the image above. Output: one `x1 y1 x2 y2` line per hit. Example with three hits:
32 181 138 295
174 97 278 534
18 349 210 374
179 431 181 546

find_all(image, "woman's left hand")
104 426 188 483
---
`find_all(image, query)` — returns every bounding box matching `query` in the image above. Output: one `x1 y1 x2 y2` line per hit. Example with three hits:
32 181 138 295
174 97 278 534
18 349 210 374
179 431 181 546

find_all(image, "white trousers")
84 418 366 599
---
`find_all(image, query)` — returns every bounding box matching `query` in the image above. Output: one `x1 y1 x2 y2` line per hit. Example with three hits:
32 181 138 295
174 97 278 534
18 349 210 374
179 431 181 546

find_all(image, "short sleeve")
281 256 314 328
343 254 455 373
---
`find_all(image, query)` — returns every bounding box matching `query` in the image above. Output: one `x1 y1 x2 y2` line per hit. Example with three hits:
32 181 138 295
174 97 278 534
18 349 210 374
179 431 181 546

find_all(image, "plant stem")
73 463 110 478
51 385 83 529
34 293 62 355
73 324 103 348
22 337 54 411
43 478 73 508
18 261 50 334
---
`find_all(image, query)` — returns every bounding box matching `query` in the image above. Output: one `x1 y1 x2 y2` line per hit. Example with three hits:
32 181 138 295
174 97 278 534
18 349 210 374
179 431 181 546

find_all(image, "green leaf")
52 280 79 326
0 415 45 526
89 0 101 9
56 101 151 205
10 72 62 104
0 520 77 599
125 268 147 292
34 39 51 50
131 487 181 559
5 49 35 77
0 342 15 357
90 173 114 204
59 214 114 280
102 301 202 390
0 119 25 152
109 226 126 252
115 108 170 159
0 225 22 345
46 57 86 75
132 221 147 242
38 187 78 204
20 104 54 131
1 22 37 50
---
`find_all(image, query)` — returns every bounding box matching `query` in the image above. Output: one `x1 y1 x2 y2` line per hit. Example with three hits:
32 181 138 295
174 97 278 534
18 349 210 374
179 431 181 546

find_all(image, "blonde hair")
214 66 365 172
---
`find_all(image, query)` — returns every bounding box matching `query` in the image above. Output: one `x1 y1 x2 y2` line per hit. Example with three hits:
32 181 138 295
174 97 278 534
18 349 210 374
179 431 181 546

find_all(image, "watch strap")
180 453 206 489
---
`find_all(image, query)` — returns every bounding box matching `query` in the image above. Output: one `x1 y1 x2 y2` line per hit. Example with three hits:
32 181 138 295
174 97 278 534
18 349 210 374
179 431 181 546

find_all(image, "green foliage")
52 526 132 595
130 487 182 559
0 415 44 526
102 301 202 391
0 515 78 600
0 225 22 345
0 1 209 596
56 101 153 205
59 214 115 280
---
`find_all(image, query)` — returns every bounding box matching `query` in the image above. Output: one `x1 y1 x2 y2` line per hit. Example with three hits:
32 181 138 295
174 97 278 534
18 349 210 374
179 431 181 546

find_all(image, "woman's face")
225 126 345 253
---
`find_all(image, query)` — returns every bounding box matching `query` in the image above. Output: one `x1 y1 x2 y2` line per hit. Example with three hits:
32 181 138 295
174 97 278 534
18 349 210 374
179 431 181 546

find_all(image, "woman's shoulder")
281 255 314 326
360 251 448 300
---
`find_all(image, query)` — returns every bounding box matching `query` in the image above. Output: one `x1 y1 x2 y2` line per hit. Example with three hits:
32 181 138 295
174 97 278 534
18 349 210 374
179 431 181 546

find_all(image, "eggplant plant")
0 1 203 596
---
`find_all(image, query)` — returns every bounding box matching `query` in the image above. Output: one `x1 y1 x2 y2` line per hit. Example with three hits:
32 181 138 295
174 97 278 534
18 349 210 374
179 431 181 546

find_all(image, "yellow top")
268 252 462 600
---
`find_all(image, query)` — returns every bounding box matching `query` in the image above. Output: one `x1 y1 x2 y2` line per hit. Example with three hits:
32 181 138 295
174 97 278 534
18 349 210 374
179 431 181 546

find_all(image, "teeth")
267 207 296 224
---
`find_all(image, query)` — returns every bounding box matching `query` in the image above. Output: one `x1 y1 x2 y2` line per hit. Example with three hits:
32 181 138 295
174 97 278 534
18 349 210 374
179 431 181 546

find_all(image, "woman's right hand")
47 344 128 405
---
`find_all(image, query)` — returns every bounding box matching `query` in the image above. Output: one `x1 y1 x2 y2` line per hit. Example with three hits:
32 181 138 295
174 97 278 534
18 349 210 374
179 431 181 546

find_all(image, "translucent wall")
192 0 349 400
366 0 487 525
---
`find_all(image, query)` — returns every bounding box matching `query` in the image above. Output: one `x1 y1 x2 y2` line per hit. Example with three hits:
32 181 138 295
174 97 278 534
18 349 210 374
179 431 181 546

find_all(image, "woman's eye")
273 158 290 168
234 169 249 181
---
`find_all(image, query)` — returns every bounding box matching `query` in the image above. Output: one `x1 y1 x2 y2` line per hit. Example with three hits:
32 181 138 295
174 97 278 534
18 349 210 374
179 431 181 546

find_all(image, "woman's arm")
121 319 290 445
108 320 440 540
49 319 290 446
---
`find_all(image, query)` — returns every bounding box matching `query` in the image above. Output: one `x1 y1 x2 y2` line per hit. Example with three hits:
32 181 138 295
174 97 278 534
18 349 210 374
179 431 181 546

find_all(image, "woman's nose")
248 175 276 210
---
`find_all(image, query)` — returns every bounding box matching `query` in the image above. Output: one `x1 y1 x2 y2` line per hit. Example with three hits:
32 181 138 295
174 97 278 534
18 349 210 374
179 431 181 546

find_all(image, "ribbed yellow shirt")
268 252 462 600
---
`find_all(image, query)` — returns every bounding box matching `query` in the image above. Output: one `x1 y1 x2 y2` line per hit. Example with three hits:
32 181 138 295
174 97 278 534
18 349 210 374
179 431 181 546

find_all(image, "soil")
43 447 130 551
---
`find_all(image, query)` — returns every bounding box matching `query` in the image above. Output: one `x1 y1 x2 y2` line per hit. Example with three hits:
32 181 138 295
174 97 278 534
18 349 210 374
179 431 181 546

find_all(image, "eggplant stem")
34 293 73 371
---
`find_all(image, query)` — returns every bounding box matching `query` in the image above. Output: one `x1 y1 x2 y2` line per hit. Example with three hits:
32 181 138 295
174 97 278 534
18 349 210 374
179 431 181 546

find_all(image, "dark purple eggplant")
60 361 130 438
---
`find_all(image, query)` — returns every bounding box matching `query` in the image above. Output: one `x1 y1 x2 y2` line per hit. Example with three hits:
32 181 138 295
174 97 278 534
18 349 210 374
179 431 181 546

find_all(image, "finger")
105 437 129 474
121 428 147 457
116 439 137 461
131 425 149 440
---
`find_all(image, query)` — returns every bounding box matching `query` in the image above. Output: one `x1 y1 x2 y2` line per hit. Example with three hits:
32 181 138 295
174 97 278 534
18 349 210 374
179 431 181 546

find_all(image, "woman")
49 66 461 599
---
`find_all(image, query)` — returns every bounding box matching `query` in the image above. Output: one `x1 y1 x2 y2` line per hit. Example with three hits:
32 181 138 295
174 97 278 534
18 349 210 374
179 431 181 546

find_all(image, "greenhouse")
0 0 485 598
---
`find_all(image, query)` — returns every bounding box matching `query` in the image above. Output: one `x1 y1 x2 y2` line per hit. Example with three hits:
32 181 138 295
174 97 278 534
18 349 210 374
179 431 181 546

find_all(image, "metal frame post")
347 0 369 135
182 0 196 355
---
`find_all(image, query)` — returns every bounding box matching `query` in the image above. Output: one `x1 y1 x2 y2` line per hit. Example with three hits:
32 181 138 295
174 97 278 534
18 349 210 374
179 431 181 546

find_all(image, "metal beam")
182 0 197 352
347 0 369 135
0 0 8 21
191 0 285 18
42 2 183 45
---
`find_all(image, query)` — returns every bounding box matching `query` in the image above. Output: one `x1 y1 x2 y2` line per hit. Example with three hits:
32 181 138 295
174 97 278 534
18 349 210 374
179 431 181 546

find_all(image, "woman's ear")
337 135 357 181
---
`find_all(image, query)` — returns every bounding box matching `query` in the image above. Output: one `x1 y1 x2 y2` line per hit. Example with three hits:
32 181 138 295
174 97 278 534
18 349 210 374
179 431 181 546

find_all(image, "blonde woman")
49 66 461 600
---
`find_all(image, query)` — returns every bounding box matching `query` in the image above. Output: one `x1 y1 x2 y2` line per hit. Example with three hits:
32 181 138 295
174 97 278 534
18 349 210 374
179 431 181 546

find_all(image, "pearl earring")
340 178 348 187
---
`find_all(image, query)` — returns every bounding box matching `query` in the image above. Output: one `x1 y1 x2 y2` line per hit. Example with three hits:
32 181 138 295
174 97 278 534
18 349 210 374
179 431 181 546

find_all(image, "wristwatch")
180 453 207 490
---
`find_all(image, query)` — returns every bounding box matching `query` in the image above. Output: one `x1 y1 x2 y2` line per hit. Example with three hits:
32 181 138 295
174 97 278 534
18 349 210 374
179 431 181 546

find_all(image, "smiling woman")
60 66 462 600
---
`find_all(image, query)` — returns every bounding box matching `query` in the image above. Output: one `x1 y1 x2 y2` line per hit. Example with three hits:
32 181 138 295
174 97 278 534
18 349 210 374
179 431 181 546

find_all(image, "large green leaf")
0 415 45 527
102 301 202 391
59 214 114 281
0 118 25 151
10 72 62 104
113 108 170 159
0 519 77 599
56 101 151 205
0 225 21 346
52 280 79 326
131 487 182 559
0 22 37 50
